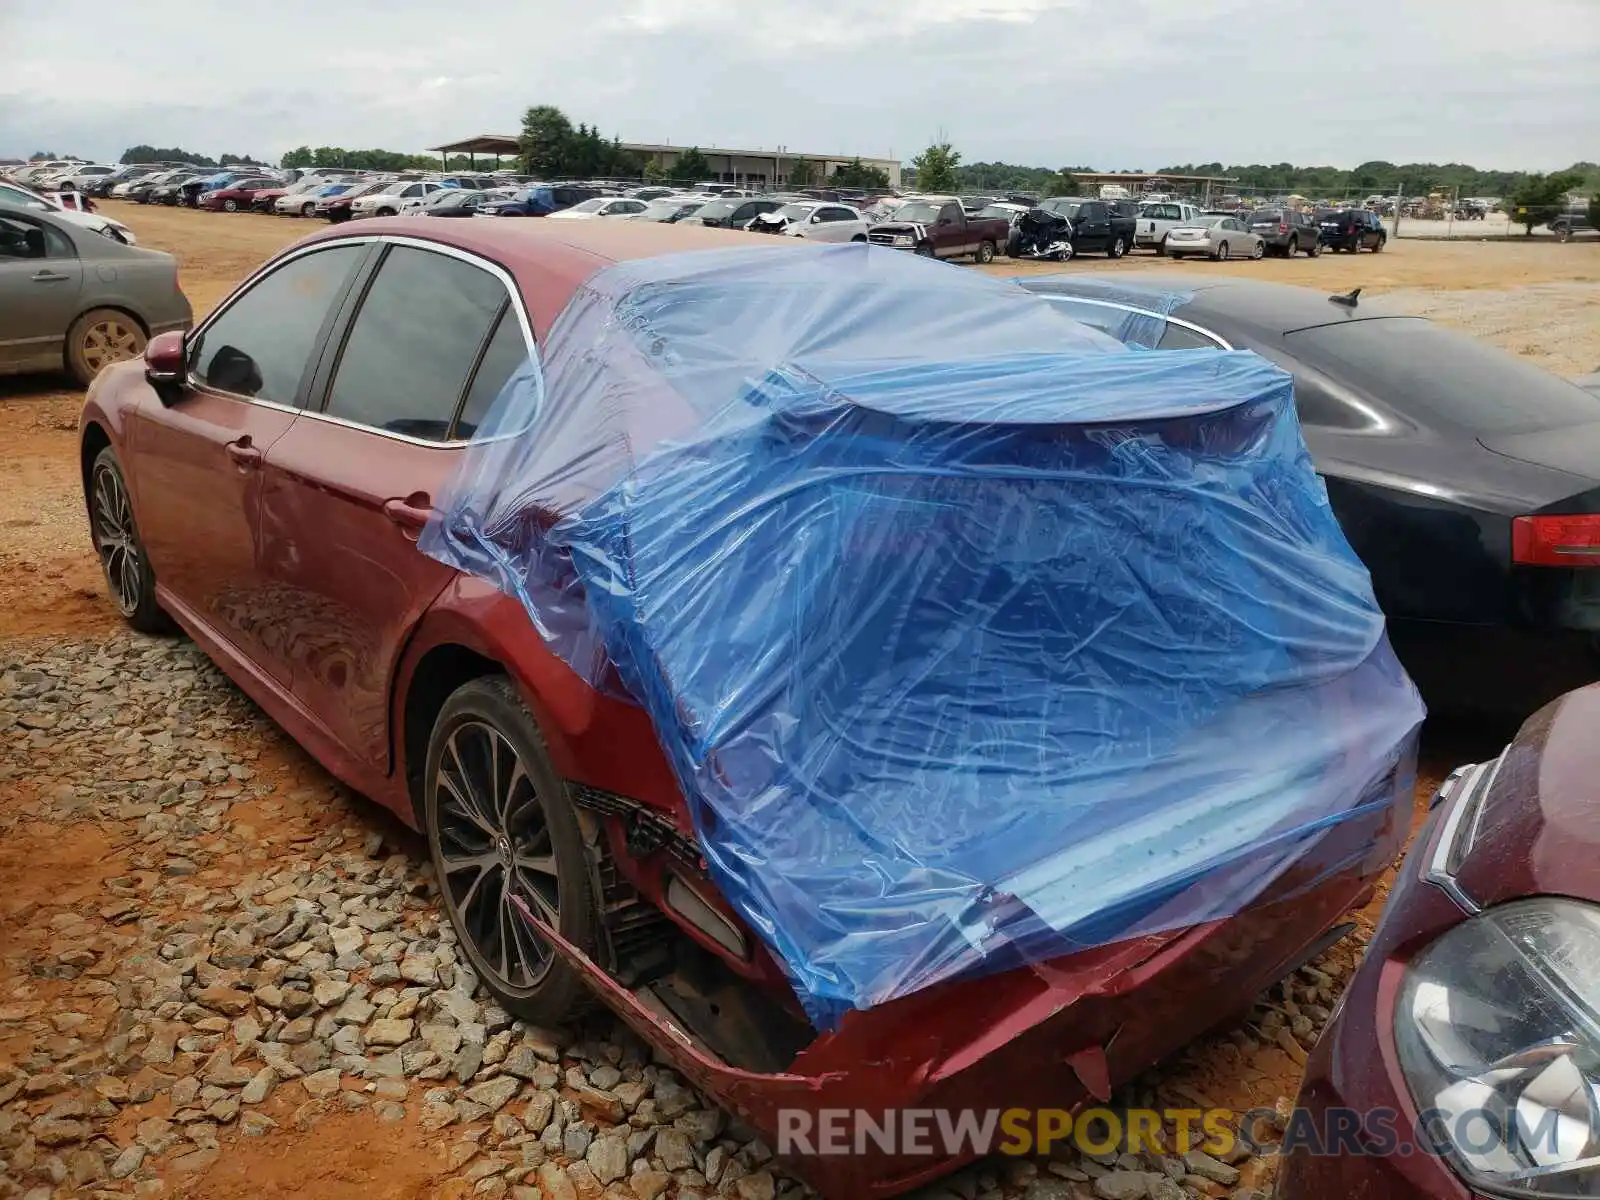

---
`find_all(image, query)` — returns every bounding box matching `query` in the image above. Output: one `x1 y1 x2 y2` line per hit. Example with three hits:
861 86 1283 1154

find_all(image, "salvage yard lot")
0 203 1596 1200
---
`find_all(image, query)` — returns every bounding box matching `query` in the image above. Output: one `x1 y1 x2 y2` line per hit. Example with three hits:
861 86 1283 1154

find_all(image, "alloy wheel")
80 318 142 374
91 463 142 616
432 719 560 994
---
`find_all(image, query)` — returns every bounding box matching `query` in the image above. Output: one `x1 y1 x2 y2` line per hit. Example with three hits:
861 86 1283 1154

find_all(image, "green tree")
1043 169 1078 197
671 146 712 182
786 157 816 187
280 146 314 169
830 158 889 189
1506 171 1581 234
642 158 669 184
122 144 216 166
518 105 575 177
911 141 961 193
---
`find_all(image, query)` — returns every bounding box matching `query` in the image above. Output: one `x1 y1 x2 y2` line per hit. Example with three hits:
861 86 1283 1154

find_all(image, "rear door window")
454 309 532 439
322 246 508 440
191 244 364 403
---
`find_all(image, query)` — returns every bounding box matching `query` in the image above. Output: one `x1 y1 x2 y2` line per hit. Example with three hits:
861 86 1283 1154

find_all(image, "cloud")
1 0 1594 170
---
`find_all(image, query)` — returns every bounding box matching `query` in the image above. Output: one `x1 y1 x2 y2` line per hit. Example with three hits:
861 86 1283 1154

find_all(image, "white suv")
748 201 871 242
349 181 448 218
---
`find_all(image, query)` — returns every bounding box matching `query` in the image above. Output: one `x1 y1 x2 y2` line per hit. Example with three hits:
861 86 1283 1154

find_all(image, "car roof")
294 218 799 336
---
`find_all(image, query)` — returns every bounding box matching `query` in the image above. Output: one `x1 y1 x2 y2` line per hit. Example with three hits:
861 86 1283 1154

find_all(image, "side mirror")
145 330 185 385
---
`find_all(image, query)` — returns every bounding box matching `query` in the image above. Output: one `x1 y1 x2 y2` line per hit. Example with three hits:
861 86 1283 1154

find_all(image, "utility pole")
1394 181 1403 238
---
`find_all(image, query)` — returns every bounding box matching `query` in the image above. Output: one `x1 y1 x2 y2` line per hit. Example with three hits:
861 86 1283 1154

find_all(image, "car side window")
1156 322 1226 351
322 246 507 441
454 307 532 439
0 214 62 260
938 203 962 225
191 244 364 403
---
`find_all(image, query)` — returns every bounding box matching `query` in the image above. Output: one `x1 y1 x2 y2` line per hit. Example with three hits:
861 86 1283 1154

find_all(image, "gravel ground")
2 202 1569 1200
0 634 1340 1200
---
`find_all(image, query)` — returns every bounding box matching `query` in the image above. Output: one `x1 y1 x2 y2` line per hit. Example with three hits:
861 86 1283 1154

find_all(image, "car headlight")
1395 897 1600 1196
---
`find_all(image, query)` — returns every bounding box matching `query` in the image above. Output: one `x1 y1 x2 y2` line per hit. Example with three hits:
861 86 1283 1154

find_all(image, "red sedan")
1282 683 1600 1199
196 177 280 212
79 219 1413 1198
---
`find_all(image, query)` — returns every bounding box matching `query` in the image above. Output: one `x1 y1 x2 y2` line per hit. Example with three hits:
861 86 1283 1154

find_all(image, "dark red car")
197 177 280 212
79 219 1410 1198
1282 683 1600 1199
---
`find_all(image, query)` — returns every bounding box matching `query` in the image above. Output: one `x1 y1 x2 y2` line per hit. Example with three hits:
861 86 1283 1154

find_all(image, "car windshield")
1043 200 1081 218
640 200 691 218
696 200 738 217
1285 317 1600 435
976 205 1017 220
567 198 608 213
776 203 819 221
891 202 943 223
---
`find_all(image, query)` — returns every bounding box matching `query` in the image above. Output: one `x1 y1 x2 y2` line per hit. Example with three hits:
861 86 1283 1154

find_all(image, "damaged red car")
1282 682 1600 1199
79 219 1423 1198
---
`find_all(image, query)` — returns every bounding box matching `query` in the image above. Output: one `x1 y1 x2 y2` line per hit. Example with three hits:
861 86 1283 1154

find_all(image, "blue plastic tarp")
422 242 1424 1027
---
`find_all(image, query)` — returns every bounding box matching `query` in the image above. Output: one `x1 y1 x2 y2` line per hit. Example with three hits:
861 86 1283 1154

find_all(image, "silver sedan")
1164 216 1265 261
0 204 191 385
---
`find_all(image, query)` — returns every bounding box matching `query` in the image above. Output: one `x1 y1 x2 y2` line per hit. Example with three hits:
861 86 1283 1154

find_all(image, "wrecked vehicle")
82 221 1424 1199
1006 205 1076 260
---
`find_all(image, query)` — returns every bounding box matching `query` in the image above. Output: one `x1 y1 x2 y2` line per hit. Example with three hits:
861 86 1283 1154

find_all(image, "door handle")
225 437 262 468
31 270 71 283
382 493 434 539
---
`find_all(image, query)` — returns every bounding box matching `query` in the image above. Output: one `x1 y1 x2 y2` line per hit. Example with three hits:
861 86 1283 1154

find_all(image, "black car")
1037 197 1135 258
420 189 501 217
1316 208 1387 252
1017 274 1600 716
681 196 782 228
146 173 205 206
1244 209 1323 257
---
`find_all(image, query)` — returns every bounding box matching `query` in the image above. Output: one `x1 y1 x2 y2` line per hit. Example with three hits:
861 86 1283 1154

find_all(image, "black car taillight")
1512 514 1600 566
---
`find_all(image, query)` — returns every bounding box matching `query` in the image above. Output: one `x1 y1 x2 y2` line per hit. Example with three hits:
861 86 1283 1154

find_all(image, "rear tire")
67 308 145 386
87 447 171 634
1213 241 1229 261
223 198 238 213
1108 235 1127 259
424 677 600 1023
975 240 996 264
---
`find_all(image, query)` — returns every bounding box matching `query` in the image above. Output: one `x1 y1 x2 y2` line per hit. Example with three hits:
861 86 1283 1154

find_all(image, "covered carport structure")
426 134 521 170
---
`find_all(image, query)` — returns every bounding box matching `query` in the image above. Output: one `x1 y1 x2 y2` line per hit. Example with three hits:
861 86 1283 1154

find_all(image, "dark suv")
1245 209 1322 257
1316 208 1387 252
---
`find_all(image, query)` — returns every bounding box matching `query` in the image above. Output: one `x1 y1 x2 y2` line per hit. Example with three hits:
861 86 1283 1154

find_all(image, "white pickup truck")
1134 201 1203 253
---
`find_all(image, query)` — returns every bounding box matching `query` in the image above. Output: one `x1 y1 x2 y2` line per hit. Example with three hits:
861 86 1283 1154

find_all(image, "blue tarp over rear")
422 242 1424 1027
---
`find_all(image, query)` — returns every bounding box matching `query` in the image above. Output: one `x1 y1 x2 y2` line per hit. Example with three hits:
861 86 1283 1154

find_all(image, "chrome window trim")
1036 294 1233 350
185 233 540 449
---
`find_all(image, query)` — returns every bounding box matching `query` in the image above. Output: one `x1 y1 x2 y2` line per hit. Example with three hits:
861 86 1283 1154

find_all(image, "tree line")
118 146 266 168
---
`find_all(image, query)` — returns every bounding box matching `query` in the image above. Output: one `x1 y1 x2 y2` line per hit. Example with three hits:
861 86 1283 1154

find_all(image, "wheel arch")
79 420 112 511
398 640 507 826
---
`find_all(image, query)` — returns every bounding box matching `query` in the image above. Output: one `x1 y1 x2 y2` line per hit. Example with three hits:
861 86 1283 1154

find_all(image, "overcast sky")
3 0 1596 170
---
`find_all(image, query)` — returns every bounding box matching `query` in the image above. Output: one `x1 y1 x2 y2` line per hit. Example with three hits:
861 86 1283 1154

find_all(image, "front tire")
424 677 600 1022
1250 240 1265 259
1372 236 1384 253
88 447 170 633
913 243 935 257
1306 240 1321 257
376 207 397 218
